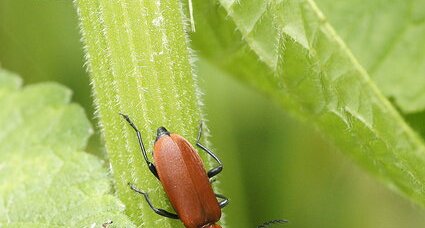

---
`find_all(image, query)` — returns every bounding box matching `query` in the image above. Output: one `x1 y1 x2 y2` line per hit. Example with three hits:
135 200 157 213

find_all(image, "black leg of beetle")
215 193 229 208
129 183 179 219
257 219 288 228
120 113 159 179
196 122 223 178
102 220 113 228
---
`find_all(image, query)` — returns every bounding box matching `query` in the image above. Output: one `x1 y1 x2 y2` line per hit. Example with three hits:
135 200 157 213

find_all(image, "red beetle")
120 114 228 228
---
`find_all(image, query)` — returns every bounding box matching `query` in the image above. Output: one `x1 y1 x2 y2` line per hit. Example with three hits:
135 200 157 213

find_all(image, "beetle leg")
120 113 159 179
196 122 223 178
214 193 229 208
129 183 179 219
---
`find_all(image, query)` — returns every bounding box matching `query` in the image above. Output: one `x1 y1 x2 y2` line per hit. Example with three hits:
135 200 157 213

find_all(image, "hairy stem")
75 0 204 226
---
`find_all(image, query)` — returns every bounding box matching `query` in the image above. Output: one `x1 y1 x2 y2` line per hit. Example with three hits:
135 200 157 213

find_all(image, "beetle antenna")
197 121 203 143
257 219 288 228
119 112 131 122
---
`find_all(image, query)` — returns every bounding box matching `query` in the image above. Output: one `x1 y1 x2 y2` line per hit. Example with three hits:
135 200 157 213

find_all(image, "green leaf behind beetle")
191 0 425 208
316 0 425 113
0 69 135 227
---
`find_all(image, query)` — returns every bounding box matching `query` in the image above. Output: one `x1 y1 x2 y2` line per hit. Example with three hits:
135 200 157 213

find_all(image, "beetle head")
156 126 170 141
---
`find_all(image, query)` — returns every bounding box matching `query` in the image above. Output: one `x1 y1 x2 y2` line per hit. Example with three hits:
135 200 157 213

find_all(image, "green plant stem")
75 0 204 226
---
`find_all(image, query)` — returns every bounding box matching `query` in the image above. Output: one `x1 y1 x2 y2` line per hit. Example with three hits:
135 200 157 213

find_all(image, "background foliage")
0 69 135 226
1 0 425 227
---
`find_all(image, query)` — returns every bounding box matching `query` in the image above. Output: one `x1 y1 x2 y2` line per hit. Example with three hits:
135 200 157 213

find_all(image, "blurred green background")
2 1 425 227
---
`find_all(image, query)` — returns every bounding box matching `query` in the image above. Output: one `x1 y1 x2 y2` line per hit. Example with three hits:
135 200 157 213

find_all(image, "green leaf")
315 0 425 113
191 0 425 207
0 69 135 227
74 0 208 227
